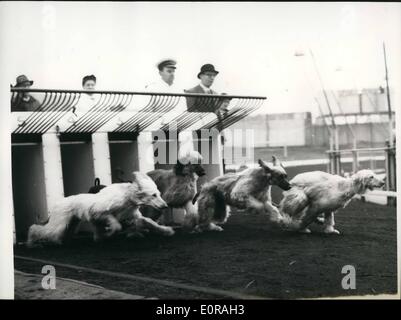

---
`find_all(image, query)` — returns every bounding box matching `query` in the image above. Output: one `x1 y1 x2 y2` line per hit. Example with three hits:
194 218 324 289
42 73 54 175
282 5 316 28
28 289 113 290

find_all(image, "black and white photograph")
0 1 399 304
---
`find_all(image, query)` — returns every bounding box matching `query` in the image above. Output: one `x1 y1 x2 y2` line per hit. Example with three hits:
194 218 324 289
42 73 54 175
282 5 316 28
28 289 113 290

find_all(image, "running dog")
277 169 385 234
193 156 291 232
141 150 206 229
27 172 174 247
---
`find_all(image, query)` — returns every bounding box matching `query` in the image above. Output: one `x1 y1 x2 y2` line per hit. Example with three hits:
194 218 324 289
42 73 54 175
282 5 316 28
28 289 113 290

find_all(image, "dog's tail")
279 187 309 216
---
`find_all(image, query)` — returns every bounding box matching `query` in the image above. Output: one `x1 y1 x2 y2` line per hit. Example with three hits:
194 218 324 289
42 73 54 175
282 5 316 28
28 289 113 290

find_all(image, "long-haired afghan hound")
27 172 174 247
193 156 292 232
141 150 206 229
276 169 386 234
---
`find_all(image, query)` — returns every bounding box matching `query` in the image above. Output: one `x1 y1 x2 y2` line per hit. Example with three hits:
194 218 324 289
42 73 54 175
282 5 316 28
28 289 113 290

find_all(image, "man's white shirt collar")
199 83 213 93
146 78 177 92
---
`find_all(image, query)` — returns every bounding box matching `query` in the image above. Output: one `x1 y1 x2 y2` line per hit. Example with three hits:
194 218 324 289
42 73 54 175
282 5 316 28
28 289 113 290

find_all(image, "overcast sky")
1 1 400 117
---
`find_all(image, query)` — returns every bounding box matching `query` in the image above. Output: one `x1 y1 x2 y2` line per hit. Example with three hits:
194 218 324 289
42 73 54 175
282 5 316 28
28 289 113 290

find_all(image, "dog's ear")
258 159 271 172
272 155 281 167
354 171 370 191
131 172 144 191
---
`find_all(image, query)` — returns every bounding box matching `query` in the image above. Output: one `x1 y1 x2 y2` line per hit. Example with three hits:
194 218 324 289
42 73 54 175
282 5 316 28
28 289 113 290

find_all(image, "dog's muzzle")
157 201 168 209
279 180 292 191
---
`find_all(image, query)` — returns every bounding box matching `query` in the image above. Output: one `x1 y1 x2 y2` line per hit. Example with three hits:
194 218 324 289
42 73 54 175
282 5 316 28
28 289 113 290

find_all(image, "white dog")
276 169 385 234
27 172 174 247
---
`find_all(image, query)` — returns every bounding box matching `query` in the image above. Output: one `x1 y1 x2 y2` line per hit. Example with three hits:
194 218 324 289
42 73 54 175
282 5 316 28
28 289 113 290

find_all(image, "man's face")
83 80 96 91
20 82 32 97
159 67 175 85
200 72 217 88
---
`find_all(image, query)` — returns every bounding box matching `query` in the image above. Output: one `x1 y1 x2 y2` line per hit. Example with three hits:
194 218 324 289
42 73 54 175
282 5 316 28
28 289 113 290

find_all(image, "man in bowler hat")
185 64 229 115
186 64 219 94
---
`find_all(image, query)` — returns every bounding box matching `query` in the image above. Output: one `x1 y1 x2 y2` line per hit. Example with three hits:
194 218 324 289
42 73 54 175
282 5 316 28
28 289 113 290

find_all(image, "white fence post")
92 132 112 185
42 133 65 214
137 131 155 173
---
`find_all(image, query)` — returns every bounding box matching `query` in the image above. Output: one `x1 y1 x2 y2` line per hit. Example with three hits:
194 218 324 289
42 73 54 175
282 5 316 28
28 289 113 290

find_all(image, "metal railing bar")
10 87 266 100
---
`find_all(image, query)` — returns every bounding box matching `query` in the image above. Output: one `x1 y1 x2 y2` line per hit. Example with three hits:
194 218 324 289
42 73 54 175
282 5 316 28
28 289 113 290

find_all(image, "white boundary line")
15 255 268 300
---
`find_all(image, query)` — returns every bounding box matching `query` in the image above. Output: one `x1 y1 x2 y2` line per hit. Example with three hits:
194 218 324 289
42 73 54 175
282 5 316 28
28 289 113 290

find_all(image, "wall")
313 122 391 147
109 141 138 182
227 112 312 147
61 142 95 196
12 144 47 241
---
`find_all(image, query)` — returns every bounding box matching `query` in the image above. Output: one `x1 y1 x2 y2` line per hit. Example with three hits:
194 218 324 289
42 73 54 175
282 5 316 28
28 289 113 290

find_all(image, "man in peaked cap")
145 58 178 92
11 75 41 112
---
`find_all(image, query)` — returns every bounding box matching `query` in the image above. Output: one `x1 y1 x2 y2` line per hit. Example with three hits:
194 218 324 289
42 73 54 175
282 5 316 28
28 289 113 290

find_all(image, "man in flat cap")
145 59 178 92
11 75 41 112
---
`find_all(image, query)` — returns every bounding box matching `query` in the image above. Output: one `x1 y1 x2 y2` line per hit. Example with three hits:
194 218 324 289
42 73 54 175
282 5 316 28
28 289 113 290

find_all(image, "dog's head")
258 156 291 191
353 169 385 192
131 172 168 209
174 150 206 177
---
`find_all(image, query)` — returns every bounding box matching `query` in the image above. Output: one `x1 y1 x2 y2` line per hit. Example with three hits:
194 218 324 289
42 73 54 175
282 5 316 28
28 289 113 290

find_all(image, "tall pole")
383 42 393 147
309 48 339 150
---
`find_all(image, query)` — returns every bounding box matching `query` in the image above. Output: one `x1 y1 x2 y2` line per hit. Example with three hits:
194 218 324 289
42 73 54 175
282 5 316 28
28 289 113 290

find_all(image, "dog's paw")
161 227 175 236
324 228 340 235
315 216 325 225
190 225 203 234
126 231 145 238
209 224 224 232
299 228 312 234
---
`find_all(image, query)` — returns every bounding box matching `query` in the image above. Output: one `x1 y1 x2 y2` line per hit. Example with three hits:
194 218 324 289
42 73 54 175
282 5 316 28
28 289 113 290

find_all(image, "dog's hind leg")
195 190 227 232
27 208 77 247
323 211 340 235
290 205 320 232
182 201 199 231
132 208 175 236
103 215 122 237
91 214 123 242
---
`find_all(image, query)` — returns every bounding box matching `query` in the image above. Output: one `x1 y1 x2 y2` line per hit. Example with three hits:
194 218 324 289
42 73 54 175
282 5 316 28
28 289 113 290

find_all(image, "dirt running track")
14 201 397 299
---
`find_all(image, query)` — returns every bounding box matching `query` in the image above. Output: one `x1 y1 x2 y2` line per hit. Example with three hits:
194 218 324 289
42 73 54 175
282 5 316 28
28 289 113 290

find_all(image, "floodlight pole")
309 49 339 151
383 42 393 147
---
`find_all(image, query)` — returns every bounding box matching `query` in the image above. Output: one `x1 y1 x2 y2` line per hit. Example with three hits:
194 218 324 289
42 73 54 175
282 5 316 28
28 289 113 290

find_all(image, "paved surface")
14 270 157 300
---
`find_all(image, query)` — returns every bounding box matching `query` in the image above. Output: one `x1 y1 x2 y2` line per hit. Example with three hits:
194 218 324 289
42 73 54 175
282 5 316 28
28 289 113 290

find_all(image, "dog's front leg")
182 201 199 230
323 212 340 235
132 208 175 236
90 215 121 242
245 196 284 225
